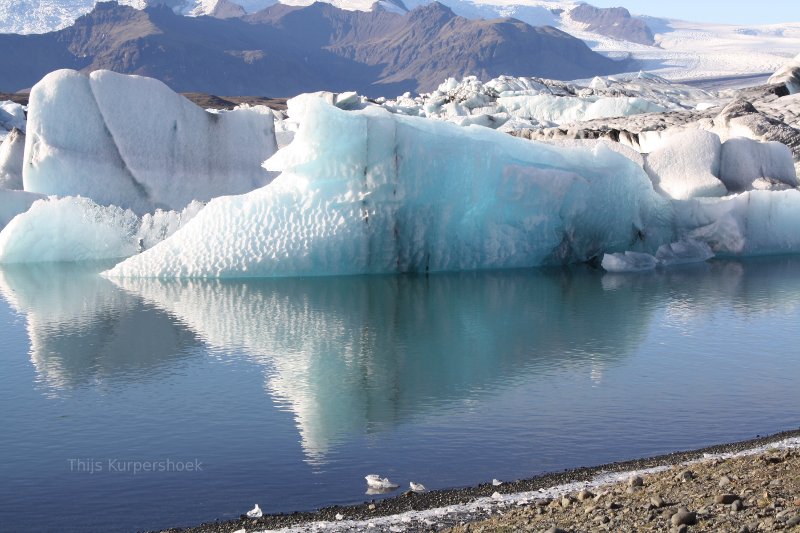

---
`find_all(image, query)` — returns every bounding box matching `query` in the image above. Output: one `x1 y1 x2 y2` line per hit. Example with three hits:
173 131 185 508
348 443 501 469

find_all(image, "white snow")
719 137 798 192
105 94 671 278
23 69 277 214
644 129 727 200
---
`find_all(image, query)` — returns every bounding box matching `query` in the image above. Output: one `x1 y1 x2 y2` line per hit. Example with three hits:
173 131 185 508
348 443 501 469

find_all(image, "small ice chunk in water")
365 474 399 489
601 251 658 272
492 478 503 486
410 481 426 492
246 503 262 518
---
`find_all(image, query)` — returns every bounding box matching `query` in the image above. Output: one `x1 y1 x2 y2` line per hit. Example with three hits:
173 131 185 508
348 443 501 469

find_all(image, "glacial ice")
644 130 727 200
105 95 672 278
0 101 26 136
0 128 25 189
0 197 139 263
601 251 658 273
0 195 205 263
23 69 278 214
655 240 714 266
374 74 693 132
601 239 715 272
768 59 800 95
676 190 800 256
0 189 47 230
719 137 798 192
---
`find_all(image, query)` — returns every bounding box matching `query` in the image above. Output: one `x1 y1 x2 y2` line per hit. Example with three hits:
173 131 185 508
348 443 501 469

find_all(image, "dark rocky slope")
0 1 632 97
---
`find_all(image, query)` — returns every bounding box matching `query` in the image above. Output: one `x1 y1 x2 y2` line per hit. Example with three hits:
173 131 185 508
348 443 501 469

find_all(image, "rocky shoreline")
155 428 800 533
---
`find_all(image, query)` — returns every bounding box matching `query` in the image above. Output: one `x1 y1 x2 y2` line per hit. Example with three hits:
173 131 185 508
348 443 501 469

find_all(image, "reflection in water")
112 268 658 461
0 263 199 390
3 258 800 463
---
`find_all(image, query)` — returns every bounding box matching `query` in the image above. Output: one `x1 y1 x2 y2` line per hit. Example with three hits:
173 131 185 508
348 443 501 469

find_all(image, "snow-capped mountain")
3 0 800 84
0 1 628 95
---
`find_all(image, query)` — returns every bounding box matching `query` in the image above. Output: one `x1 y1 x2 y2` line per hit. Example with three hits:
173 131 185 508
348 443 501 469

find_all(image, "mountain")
566 4 653 45
0 1 629 96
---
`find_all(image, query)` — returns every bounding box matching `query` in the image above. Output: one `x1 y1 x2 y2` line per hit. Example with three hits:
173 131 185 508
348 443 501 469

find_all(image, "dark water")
1 259 799 532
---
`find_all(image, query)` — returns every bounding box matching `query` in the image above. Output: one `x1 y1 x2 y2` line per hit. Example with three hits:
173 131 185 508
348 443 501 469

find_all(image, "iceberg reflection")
0 262 199 390
112 268 657 461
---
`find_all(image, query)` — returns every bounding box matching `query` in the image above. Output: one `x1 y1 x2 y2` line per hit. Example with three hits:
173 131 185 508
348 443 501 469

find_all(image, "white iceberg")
719 137 798 192
366 474 399 490
23 69 277 214
601 251 658 273
0 128 25 190
644 129 727 200
246 504 262 518
0 197 139 264
0 101 26 135
105 95 671 278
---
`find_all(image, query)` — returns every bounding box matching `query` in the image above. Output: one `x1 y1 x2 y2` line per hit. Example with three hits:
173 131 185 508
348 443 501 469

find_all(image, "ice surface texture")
0 197 139 263
645 130 727 200
23 69 277 214
106 95 672 278
0 129 25 190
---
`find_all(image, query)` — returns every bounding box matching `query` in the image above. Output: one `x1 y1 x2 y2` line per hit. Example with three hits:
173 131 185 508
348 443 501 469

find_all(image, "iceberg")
719 137 798 192
0 197 139 264
601 239 714 273
0 128 25 190
23 70 278 214
105 95 672 278
644 129 727 200
0 101 26 136
676 190 800 256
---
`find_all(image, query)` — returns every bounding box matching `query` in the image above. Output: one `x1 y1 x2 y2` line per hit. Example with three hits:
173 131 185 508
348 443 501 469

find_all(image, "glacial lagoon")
1 259 799 532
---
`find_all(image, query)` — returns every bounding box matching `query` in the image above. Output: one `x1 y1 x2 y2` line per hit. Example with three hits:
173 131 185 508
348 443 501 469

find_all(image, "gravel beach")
156 429 800 533
448 441 800 532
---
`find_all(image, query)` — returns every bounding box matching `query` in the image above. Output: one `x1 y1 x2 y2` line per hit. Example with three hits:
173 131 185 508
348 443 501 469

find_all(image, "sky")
587 0 800 25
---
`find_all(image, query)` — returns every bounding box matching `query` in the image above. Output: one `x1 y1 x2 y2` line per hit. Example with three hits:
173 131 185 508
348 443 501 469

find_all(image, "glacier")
23 69 277 214
105 94 673 278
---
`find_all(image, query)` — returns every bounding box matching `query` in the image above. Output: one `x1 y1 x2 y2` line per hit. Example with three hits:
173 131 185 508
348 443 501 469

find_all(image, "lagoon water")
1 259 799 532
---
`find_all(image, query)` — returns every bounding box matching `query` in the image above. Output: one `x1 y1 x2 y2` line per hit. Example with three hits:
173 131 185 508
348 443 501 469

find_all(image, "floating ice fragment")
410 481 426 493
366 474 399 490
246 503 262 518
601 251 658 273
492 478 503 486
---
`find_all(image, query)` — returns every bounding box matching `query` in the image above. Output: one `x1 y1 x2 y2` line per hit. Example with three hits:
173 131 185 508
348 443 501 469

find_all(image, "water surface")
1 259 799 532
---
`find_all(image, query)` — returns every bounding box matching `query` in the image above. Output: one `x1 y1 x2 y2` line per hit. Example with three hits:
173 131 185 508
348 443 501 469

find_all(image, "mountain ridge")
0 1 630 96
